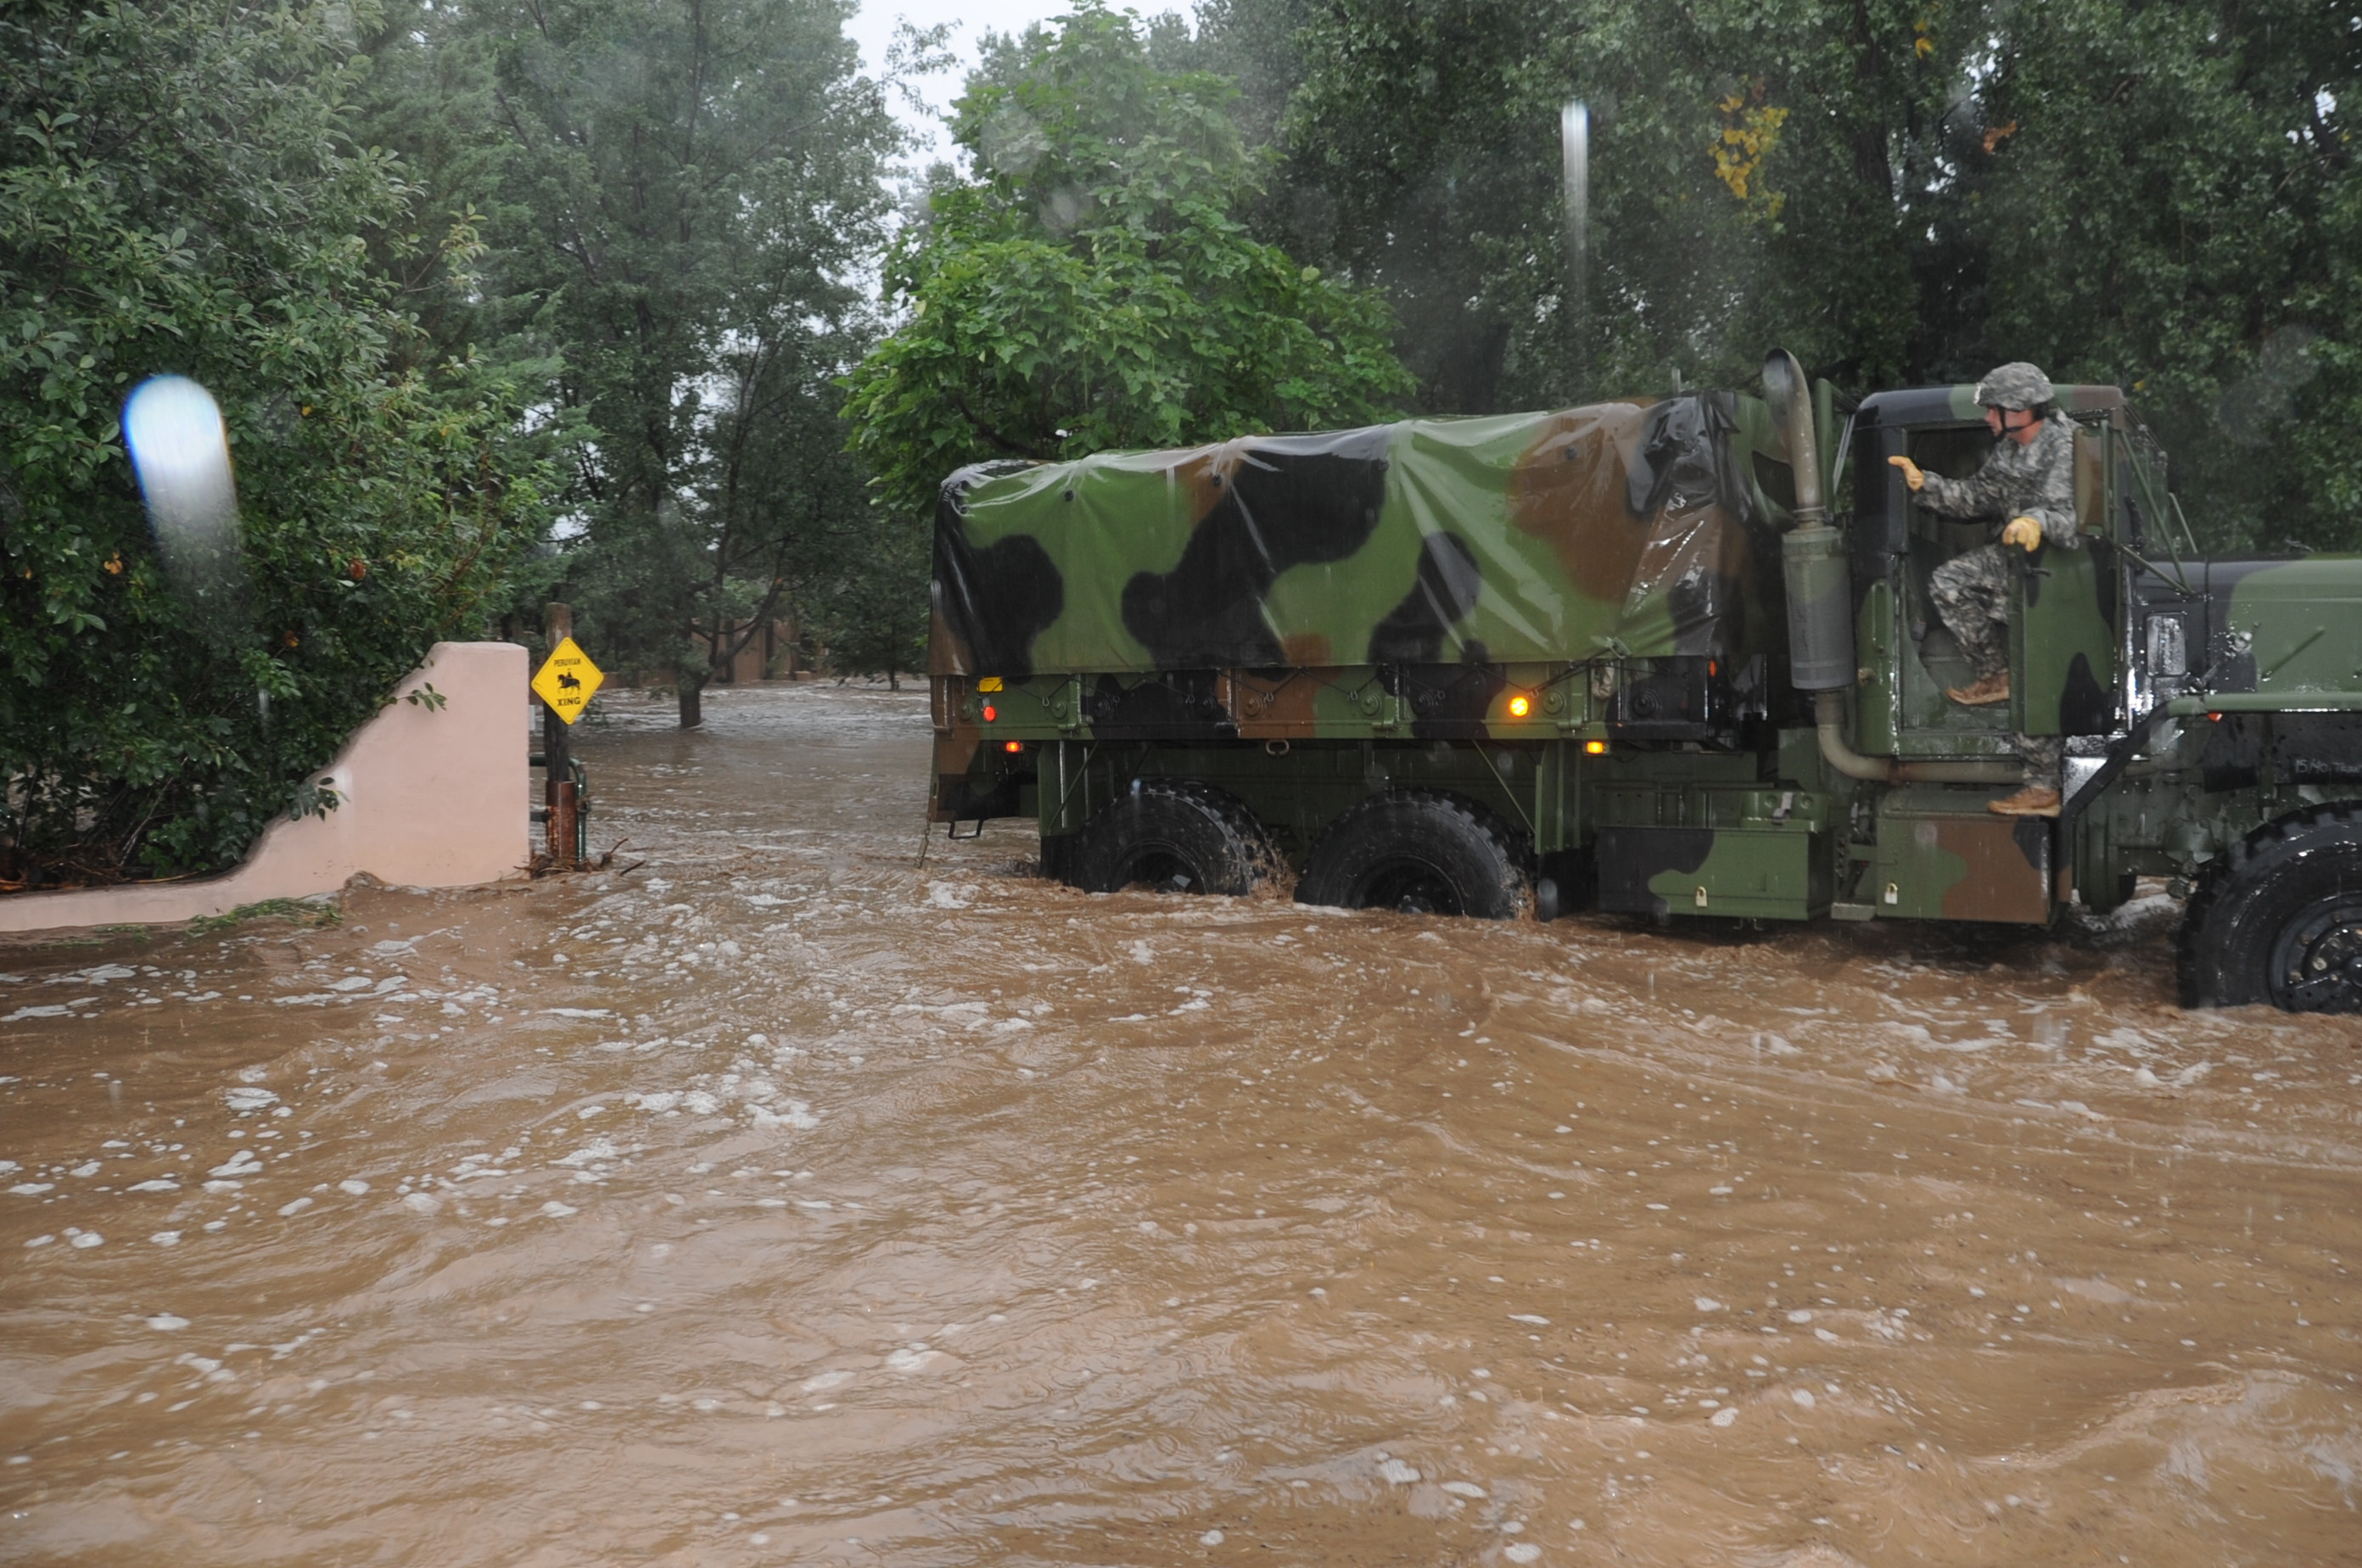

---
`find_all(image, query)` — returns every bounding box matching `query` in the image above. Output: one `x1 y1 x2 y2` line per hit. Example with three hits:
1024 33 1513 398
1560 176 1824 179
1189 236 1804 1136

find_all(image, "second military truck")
927 352 2362 1014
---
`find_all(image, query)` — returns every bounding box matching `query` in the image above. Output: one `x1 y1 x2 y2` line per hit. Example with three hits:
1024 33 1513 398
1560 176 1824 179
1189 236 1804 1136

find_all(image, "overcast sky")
845 0 1125 169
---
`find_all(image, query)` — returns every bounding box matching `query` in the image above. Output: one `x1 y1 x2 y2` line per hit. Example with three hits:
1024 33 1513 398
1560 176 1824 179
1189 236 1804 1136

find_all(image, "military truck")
926 352 2362 1013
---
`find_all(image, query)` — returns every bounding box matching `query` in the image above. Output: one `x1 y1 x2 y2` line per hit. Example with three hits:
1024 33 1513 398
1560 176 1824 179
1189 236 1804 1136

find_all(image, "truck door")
2007 425 2120 736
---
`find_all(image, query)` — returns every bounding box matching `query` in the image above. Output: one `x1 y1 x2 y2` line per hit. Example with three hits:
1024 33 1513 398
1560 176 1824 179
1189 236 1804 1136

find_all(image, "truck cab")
1846 384 2133 760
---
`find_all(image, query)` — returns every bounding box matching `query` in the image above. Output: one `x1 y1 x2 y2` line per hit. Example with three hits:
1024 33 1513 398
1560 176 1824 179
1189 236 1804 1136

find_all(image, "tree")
444 0 903 726
1970 0 2362 552
1255 0 2360 549
1266 0 1990 412
0 0 550 886
840 3 1414 539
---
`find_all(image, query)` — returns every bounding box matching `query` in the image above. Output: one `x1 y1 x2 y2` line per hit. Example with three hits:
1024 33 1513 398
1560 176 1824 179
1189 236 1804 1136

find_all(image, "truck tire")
2177 802 2362 1013
1070 781 1271 896
1296 790 1526 919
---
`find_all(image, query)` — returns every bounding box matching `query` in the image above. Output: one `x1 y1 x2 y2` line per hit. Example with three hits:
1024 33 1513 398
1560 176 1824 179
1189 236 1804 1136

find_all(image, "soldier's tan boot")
1987 785 2061 818
1945 671 2011 706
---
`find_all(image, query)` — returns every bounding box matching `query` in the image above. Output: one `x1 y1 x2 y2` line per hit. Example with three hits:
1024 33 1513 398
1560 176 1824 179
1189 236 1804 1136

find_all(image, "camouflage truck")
927 351 2362 1013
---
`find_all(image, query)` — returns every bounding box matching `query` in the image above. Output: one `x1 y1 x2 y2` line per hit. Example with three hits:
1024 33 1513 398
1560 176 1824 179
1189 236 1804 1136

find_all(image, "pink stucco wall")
0 641 529 935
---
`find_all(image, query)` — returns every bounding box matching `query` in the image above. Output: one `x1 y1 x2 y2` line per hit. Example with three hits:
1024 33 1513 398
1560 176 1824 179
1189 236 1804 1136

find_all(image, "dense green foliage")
406 0 906 721
1974 0 2359 551
841 4 1414 544
1 0 551 884
1217 0 2358 551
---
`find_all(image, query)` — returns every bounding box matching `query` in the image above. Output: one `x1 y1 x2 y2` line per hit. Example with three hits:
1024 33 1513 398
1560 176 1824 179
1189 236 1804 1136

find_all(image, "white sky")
844 0 1123 169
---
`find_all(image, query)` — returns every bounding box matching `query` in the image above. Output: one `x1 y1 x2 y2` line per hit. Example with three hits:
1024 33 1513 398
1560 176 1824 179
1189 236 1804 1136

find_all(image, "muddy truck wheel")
1070 781 1273 896
2178 802 2362 1013
1296 790 1528 919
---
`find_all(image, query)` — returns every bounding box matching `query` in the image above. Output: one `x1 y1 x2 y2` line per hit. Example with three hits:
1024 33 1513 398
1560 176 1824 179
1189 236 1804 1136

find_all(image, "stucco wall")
0 641 529 936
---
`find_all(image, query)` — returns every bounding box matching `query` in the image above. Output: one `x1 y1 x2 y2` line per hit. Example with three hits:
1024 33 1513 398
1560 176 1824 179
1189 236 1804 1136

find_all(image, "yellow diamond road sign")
532 636 604 724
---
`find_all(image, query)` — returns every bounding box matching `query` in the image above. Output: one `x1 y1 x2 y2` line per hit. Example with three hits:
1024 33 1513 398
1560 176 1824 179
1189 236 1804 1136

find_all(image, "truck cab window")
1906 423 1998 561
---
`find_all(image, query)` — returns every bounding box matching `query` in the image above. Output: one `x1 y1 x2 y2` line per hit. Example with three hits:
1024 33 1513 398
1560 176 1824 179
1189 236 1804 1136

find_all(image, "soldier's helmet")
1973 361 2055 411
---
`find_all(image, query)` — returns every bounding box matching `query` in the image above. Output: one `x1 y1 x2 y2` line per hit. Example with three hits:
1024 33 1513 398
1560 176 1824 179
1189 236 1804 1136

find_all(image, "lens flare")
1560 100 1589 395
125 376 236 542
122 375 246 629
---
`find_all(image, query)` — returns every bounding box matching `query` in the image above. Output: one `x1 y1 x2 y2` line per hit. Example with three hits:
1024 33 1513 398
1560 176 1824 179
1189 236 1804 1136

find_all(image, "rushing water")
3 683 2359 1567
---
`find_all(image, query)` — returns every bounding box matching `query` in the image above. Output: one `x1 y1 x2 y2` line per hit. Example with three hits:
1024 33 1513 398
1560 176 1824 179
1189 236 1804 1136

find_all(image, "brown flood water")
3 683 2359 1567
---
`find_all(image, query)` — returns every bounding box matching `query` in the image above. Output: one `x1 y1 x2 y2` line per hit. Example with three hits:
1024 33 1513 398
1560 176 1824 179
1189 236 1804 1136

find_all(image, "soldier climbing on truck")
1889 361 2079 818
926 350 2362 1014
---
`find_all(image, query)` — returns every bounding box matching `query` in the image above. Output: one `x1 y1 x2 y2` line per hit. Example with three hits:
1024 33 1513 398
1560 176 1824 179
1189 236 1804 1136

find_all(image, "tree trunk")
677 675 705 730
887 669 899 692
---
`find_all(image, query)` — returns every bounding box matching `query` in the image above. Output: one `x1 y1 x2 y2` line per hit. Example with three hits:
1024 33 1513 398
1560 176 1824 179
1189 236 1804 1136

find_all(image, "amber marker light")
1004 740 1023 753
982 704 998 722
1585 739 1608 754
1508 694 1531 718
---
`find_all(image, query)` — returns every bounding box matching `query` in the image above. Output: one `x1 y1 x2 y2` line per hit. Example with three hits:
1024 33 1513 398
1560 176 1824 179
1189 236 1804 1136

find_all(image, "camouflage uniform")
1918 395 2079 790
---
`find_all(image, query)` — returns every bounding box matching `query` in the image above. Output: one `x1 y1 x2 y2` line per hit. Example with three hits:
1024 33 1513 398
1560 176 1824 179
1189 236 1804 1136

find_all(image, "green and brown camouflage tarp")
931 393 1805 684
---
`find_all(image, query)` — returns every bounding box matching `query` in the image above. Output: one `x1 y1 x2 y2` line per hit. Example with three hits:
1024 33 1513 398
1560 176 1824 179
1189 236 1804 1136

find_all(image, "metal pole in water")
1560 99 1590 402
543 602 577 870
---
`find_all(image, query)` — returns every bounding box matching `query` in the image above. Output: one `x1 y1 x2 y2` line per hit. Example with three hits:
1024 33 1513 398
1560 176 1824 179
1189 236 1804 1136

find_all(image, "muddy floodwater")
4 685 2359 1567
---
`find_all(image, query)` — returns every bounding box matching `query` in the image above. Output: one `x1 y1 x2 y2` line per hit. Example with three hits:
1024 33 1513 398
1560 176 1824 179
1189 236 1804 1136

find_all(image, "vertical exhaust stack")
1766 349 1853 692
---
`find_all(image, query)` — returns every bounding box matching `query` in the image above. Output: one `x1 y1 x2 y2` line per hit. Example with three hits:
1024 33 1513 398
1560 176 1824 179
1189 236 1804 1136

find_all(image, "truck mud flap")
934 770 1027 825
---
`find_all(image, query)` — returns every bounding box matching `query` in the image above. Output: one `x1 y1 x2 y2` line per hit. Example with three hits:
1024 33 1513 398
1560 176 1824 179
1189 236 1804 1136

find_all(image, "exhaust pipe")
1766 349 1851 692
1766 350 2021 787
1811 690 2023 784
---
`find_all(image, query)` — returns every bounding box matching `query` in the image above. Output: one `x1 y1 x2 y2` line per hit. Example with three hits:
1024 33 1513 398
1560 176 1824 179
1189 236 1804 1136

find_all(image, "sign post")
530 604 604 867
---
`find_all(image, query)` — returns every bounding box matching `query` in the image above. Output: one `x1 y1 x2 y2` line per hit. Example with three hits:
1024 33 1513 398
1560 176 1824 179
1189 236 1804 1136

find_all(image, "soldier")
1887 361 2077 818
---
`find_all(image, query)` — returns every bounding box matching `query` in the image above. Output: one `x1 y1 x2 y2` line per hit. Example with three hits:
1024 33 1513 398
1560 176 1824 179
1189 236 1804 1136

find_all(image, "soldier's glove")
1886 455 1926 491
2002 516 2044 552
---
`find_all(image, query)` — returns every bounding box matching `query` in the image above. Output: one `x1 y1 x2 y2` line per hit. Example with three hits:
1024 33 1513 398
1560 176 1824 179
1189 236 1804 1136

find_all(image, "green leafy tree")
1254 0 2359 549
799 497 929 686
443 0 903 725
0 0 550 886
1267 0 1987 412
841 2 1414 541
1970 0 2361 551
